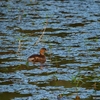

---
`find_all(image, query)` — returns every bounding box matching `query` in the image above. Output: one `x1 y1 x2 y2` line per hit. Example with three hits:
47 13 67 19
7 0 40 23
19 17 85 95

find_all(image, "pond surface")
0 0 100 100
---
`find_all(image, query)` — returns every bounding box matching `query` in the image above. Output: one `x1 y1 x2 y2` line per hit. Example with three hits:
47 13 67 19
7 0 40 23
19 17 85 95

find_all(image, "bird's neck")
40 52 44 55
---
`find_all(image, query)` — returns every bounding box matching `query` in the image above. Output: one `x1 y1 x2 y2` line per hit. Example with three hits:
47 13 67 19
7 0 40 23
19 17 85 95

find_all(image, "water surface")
0 0 100 100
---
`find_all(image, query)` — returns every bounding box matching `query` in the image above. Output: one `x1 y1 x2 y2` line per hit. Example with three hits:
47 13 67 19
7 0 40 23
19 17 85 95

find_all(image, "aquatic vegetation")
69 71 84 99
16 35 27 53
33 15 48 46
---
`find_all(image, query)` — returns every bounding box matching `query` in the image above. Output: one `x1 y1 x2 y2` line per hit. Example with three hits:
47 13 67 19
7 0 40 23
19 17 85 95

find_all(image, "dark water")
0 0 100 100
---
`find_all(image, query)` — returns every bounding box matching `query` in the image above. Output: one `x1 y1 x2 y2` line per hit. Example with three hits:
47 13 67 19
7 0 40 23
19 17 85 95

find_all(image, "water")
0 0 100 100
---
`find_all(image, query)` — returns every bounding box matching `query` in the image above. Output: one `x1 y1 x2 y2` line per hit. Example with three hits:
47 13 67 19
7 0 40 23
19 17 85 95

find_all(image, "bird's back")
28 54 46 64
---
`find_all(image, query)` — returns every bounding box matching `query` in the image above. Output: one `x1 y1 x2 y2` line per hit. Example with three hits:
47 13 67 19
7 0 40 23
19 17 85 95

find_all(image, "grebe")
28 48 46 69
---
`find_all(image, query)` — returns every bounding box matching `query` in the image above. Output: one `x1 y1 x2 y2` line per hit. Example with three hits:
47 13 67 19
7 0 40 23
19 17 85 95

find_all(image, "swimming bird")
28 48 46 69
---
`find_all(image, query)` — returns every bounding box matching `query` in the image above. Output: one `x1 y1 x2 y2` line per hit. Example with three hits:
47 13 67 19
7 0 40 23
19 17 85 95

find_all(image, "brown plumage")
28 48 46 69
